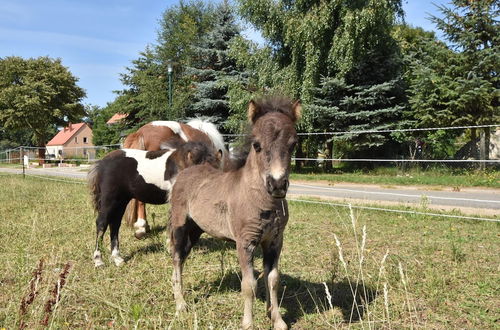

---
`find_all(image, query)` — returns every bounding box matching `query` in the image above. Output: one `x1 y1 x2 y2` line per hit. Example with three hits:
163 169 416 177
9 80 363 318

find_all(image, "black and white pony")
88 141 221 267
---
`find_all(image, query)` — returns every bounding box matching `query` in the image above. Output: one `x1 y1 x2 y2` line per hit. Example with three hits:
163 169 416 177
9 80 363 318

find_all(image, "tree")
233 0 405 166
89 101 127 147
117 1 216 129
0 56 86 160
428 0 499 159
184 0 242 128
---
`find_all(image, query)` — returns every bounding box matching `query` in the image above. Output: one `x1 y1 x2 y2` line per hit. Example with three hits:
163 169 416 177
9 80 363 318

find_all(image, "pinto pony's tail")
123 131 144 227
124 199 138 227
87 162 101 213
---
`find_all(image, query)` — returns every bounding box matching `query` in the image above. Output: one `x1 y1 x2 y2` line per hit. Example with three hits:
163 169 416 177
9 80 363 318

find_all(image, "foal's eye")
253 141 262 152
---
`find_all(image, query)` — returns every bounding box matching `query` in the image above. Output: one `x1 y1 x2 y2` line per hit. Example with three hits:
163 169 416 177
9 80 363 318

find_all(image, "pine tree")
184 0 241 128
430 0 499 159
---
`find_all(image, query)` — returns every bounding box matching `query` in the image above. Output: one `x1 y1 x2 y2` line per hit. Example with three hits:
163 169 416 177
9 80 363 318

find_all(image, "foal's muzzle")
266 175 289 198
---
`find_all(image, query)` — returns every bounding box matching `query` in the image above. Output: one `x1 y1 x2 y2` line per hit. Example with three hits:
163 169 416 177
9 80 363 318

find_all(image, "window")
74 137 78 143
83 137 88 144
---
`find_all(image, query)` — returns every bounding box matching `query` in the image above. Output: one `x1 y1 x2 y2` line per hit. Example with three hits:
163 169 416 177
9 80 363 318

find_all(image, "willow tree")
233 0 405 163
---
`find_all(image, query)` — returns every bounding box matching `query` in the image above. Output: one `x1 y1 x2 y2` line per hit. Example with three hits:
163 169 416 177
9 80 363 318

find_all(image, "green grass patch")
0 175 498 328
292 167 500 188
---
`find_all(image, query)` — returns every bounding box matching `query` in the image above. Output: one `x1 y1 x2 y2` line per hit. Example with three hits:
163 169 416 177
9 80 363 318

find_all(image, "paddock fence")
0 123 499 224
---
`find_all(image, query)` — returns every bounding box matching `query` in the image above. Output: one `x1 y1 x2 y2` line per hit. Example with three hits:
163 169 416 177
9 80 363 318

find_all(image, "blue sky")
0 0 447 108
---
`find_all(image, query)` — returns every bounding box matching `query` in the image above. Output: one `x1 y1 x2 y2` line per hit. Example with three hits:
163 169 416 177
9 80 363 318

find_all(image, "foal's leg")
237 242 257 330
170 216 203 313
262 238 287 330
134 200 150 239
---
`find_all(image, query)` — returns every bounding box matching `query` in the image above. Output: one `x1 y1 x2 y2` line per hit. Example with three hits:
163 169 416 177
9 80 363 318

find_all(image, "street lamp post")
167 61 173 108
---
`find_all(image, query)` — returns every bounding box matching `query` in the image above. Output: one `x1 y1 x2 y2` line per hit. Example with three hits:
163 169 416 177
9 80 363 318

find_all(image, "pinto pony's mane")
186 119 226 155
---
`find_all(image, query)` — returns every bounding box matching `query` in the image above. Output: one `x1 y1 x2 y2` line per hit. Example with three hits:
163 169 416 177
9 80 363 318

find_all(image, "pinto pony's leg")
262 238 287 330
237 242 257 330
93 215 106 267
109 200 128 266
133 200 150 239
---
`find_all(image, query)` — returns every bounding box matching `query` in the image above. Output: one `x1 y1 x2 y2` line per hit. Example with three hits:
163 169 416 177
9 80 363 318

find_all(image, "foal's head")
247 96 301 198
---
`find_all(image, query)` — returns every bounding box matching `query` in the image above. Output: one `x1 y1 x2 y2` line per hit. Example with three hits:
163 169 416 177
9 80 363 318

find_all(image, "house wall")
62 125 96 159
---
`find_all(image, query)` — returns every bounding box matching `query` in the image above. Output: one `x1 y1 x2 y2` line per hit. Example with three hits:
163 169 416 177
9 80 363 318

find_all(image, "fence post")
21 147 25 178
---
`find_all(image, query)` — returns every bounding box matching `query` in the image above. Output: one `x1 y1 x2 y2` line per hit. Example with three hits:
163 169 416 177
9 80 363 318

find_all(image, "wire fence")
1 124 499 167
0 170 497 223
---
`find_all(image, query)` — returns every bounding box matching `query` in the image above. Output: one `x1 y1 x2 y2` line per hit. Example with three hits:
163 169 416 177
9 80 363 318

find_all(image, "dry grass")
0 175 498 328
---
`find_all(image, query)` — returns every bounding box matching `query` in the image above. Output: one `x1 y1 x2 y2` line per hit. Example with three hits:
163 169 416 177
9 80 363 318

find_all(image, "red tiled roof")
46 123 87 146
106 113 127 124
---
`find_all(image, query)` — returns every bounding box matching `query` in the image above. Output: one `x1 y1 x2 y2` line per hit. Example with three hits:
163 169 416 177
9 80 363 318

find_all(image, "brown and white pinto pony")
122 119 227 239
168 97 300 330
88 141 220 267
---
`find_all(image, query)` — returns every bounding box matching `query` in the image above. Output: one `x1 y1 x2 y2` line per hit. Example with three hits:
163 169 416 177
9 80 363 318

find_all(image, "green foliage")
397 1 499 159
309 77 406 157
0 56 86 146
89 101 127 146
184 1 243 129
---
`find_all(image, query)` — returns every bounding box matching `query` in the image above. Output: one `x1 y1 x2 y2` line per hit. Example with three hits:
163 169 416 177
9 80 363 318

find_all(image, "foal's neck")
241 151 280 208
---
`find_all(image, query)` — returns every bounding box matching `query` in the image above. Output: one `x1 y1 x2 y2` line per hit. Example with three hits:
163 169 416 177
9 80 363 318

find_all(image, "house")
106 113 127 125
46 123 95 159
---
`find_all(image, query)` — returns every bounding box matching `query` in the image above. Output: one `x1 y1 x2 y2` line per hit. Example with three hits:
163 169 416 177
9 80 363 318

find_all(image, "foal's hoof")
273 319 288 330
175 301 188 316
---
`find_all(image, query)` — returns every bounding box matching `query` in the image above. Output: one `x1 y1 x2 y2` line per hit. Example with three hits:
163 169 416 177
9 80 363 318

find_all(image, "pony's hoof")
273 319 288 330
112 256 125 267
94 259 105 267
242 320 253 330
175 301 188 315
134 230 147 239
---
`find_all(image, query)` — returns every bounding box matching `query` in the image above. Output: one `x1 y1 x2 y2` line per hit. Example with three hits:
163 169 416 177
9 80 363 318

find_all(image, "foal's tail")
87 162 101 213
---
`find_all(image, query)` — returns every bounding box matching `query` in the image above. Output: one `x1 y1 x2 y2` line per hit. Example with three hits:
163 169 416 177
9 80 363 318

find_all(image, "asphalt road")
288 182 500 212
2 166 499 214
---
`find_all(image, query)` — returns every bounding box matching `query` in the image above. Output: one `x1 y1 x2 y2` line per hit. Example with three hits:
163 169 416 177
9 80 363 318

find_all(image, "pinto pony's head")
174 141 222 170
247 96 301 198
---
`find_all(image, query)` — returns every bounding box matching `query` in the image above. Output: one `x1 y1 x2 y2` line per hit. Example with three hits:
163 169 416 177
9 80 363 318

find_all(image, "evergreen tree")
430 0 499 157
117 1 214 129
184 0 242 128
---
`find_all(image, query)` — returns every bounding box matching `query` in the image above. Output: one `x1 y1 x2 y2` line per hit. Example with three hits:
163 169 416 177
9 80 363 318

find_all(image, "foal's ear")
216 149 223 161
291 100 302 123
247 100 262 123
187 150 193 165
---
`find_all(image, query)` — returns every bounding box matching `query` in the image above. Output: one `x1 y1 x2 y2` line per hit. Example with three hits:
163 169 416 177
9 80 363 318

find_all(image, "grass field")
292 167 500 188
0 175 498 328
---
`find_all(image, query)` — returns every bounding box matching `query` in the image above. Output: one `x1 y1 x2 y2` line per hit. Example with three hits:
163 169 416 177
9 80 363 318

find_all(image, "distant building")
106 113 127 125
46 123 95 159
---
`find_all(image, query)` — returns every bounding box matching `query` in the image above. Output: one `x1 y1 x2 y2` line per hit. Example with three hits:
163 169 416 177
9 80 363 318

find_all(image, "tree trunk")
295 135 305 171
37 136 46 165
479 128 490 170
325 140 333 172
